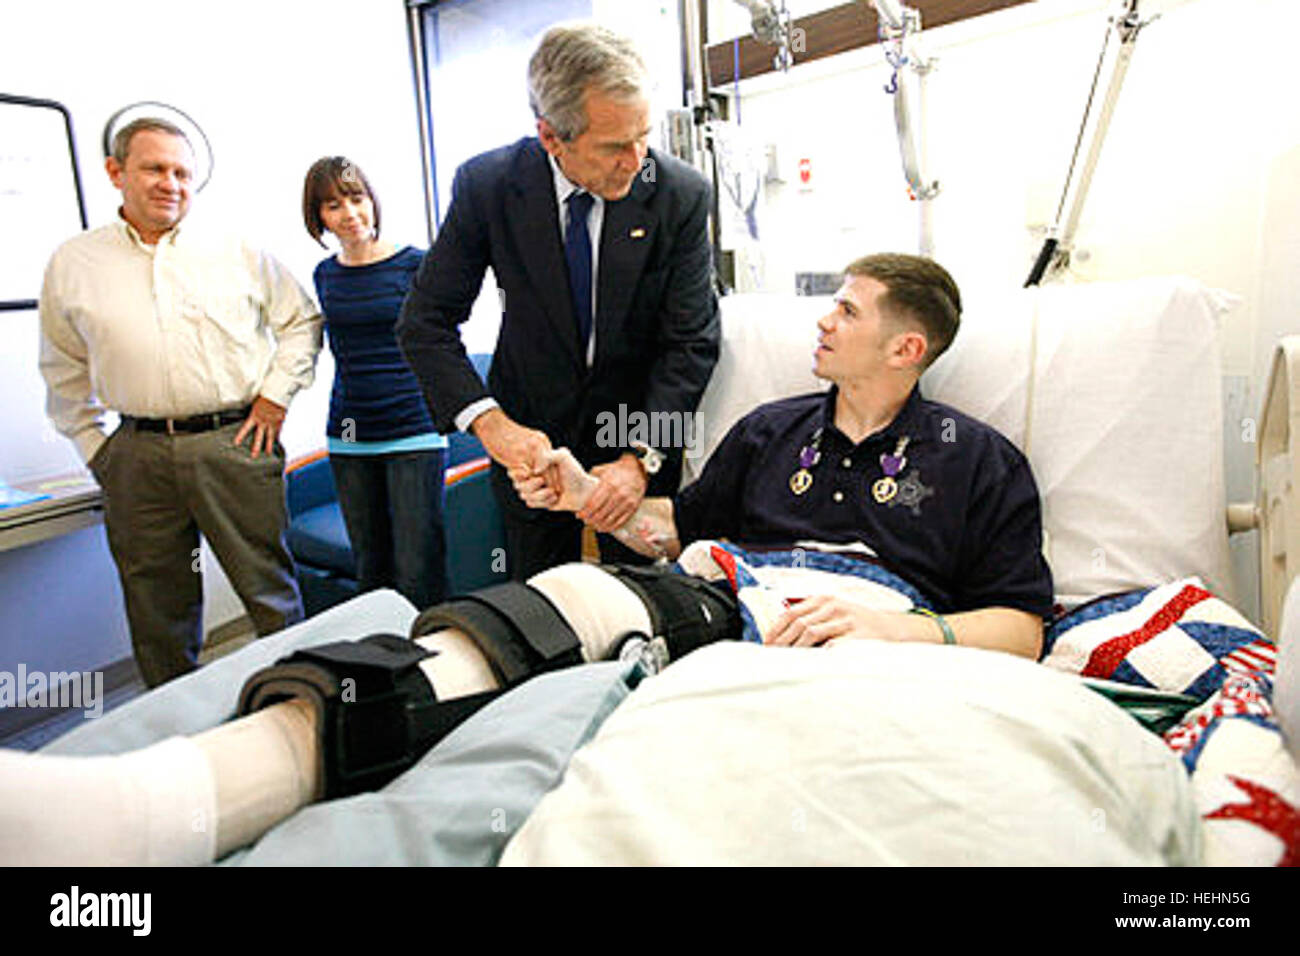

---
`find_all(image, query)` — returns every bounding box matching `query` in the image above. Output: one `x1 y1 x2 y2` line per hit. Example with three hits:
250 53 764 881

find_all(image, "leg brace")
410 582 584 686
599 563 741 665
235 568 740 800
235 633 497 799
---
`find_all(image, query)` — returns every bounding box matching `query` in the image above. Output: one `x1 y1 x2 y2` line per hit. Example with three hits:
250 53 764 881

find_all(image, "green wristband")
909 607 957 645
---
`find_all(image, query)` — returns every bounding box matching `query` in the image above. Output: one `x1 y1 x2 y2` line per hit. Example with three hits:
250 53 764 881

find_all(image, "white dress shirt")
39 216 323 463
453 153 604 434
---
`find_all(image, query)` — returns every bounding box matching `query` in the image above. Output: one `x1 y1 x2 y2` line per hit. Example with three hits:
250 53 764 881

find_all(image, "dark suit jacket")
397 137 719 500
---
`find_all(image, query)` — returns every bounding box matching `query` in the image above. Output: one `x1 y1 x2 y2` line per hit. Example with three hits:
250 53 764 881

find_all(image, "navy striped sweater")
313 246 438 442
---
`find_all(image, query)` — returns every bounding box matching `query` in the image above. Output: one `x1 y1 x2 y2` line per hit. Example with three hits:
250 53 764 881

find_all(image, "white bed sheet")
504 641 1201 866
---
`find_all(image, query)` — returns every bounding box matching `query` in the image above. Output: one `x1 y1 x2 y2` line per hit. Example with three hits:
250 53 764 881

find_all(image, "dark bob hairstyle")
302 156 380 247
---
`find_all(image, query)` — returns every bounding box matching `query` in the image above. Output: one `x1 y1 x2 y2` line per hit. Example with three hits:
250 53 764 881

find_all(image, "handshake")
508 446 600 516
475 408 669 554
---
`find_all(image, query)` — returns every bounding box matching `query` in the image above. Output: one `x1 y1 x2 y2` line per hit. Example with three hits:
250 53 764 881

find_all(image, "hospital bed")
40 276 1300 866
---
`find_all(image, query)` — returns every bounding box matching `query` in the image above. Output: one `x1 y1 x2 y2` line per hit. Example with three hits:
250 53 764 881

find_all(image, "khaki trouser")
89 421 303 687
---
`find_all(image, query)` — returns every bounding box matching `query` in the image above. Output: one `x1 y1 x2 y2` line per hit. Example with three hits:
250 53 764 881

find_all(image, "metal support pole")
1026 0 1156 285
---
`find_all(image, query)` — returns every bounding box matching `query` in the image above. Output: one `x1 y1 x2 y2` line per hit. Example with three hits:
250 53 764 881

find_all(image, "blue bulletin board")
0 94 87 311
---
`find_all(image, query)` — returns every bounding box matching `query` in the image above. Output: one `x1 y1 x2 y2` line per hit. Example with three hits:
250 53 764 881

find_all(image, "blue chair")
284 449 359 616
285 353 507 616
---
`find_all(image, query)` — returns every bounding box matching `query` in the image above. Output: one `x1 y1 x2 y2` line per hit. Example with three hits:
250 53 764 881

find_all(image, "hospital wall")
709 0 1299 617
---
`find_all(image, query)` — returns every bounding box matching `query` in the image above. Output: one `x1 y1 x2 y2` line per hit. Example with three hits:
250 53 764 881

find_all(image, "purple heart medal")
871 435 910 504
789 428 822 495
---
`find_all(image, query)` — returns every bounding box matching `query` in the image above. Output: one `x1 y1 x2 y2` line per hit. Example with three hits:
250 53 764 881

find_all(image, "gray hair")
528 23 648 142
111 117 192 164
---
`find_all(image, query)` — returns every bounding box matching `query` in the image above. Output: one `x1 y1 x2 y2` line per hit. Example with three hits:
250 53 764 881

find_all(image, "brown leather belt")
123 406 251 435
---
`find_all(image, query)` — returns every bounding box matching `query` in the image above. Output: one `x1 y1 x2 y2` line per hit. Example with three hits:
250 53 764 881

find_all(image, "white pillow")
502 641 1200 866
684 293 828 484
688 277 1236 608
941 277 1235 607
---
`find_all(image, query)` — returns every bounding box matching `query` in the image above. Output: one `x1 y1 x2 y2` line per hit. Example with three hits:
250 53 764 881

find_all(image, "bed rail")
1257 335 1300 640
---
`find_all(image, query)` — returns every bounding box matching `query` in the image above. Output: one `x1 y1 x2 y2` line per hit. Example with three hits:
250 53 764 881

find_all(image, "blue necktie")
565 190 594 352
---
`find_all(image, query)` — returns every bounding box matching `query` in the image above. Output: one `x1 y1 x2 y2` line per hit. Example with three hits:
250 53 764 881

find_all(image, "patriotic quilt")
1044 579 1299 867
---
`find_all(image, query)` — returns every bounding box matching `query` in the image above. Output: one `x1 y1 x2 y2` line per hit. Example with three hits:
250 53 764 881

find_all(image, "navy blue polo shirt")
674 386 1054 617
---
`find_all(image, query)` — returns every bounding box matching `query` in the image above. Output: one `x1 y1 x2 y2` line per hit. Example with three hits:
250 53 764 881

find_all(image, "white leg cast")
415 628 501 698
192 698 320 859
0 736 217 866
527 563 653 661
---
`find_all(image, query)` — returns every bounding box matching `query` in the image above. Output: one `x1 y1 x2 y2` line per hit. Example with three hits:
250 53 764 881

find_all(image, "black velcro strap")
236 633 440 799
411 689 503 745
471 583 579 663
409 582 582 687
411 600 533 684
602 564 740 660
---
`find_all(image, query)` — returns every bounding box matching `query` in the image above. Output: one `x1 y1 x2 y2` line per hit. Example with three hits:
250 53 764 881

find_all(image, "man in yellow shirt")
39 118 322 686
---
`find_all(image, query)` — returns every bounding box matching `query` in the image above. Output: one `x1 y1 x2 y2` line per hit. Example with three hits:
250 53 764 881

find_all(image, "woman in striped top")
302 157 447 609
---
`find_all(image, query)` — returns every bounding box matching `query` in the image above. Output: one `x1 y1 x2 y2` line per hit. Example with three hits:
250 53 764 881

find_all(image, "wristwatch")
628 441 664 476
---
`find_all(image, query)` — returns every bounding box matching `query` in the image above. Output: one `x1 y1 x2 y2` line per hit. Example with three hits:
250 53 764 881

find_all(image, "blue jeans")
330 450 448 610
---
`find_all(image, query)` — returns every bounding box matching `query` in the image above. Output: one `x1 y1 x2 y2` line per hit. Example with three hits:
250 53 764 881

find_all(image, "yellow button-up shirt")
39 216 323 462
